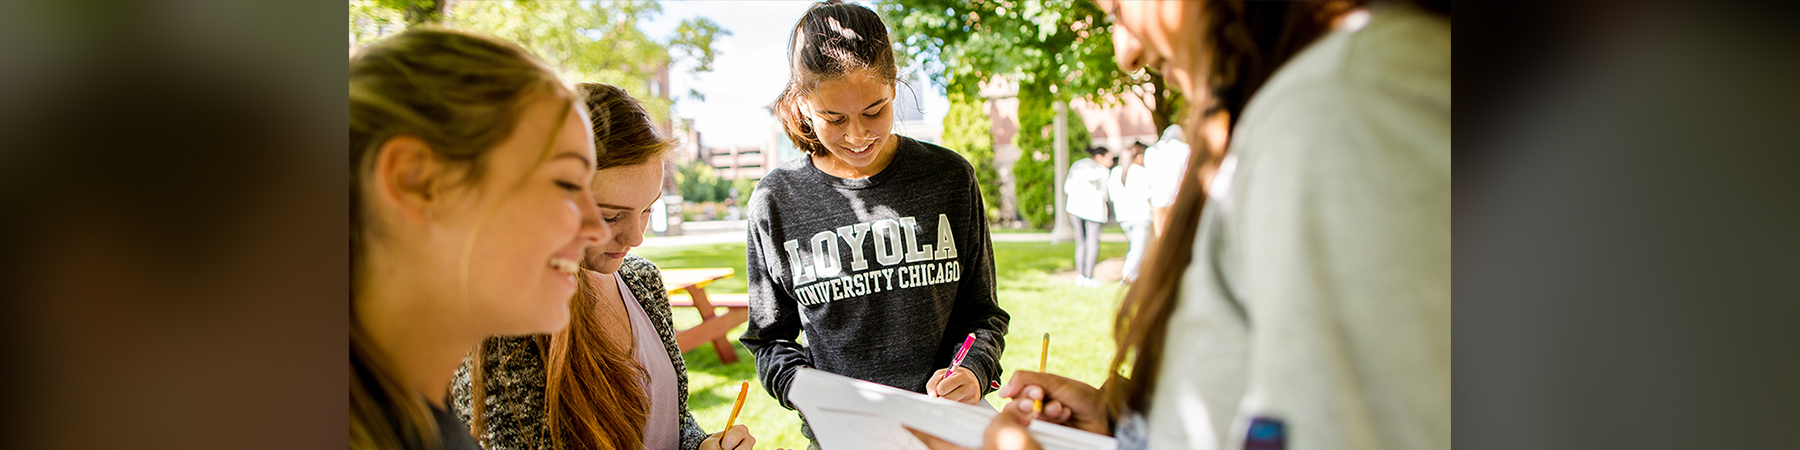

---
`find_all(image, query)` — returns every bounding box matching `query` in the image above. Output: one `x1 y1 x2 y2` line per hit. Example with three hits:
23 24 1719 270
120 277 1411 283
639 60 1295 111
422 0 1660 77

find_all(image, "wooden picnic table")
661 268 748 364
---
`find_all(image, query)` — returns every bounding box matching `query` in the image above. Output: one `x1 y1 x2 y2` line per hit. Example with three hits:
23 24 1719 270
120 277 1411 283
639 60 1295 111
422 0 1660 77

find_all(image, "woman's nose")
847 121 878 144
847 120 868 141
619 215 646 248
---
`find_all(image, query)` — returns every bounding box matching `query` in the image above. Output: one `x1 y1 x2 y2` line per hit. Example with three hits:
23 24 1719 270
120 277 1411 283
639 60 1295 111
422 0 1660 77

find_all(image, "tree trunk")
1147 72 1182 135
1050 101 1072 242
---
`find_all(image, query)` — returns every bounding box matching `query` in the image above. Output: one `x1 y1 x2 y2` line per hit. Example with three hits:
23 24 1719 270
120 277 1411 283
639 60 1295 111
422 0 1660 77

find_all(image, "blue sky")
642 1 948 147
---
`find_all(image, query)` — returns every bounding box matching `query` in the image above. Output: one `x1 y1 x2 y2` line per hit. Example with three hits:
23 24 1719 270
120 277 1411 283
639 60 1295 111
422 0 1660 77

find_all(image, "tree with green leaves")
878 0 1181 131
941 92 1002 221
1013 97 1090 229
348 0 728 124
675 160 719 204
880 0 1179 229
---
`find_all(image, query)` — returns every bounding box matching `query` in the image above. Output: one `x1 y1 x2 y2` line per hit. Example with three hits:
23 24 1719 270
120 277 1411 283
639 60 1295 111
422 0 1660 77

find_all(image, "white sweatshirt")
1143 128 1191 209
1146 5 1450 450
1109 163 1152 224
1064 157 1112 223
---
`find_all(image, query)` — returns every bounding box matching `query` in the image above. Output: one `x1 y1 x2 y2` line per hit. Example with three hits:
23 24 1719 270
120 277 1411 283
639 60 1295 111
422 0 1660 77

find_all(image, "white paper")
787 368 1118 450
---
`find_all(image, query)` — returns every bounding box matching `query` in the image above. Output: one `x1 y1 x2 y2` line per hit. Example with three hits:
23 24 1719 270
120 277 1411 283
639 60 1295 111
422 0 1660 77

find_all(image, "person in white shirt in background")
1063 145 1112 287
1143 111 1233 240
1108 144 1152 284
1141 125 1189 238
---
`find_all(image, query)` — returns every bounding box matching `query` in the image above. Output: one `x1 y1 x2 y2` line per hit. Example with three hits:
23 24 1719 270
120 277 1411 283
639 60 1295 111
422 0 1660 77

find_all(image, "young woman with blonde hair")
351 28 609 450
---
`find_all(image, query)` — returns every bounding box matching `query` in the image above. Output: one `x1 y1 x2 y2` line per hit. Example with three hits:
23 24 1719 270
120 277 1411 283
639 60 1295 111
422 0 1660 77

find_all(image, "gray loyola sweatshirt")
741 136 1009 410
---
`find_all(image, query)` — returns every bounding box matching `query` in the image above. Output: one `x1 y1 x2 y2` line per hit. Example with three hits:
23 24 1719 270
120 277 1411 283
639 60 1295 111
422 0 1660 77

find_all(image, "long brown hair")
772 0 900 156
468 82 675 450
351 27 574 450
550 270 647 450
581 82 678 171
1104 0 1364 418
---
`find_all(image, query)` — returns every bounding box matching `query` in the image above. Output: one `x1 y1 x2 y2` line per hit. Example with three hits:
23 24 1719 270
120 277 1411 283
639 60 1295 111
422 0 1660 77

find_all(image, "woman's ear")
370 135 441 224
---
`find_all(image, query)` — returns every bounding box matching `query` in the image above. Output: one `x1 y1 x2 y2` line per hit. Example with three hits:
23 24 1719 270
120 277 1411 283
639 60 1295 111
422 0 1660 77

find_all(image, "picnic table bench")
661 268 748 364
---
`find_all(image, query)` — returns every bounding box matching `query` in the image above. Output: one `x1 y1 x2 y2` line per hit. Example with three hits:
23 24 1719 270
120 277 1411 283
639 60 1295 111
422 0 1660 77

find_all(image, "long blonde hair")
350 27 575 450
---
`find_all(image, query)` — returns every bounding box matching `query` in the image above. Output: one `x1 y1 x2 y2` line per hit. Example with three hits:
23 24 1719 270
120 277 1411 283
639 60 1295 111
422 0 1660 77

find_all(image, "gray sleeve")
943 170 1008 394
738 191 814 410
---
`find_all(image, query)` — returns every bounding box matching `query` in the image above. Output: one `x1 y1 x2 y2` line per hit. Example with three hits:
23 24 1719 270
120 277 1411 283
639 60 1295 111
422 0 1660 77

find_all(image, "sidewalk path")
641 220 748 247
992 232 1128 243
643 220 1126 248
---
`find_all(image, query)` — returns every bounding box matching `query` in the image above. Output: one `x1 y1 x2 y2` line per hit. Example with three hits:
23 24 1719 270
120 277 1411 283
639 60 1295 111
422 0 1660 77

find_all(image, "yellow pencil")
1036 333 1049 412
725 380 749 429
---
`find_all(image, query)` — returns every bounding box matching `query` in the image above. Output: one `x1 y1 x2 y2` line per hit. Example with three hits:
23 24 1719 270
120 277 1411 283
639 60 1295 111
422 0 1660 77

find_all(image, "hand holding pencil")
927 333 984 405
996 370 1110 436
701 381 770 450
988 332 1112 435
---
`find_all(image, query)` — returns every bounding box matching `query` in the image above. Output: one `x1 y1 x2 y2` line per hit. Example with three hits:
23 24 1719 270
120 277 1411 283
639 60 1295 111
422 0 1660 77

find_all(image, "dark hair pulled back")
773 0 899 156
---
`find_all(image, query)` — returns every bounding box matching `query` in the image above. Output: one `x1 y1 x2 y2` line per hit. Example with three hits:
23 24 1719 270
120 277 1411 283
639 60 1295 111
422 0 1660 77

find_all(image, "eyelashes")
823 107 886 125
600 209 653 224
556 180 582 192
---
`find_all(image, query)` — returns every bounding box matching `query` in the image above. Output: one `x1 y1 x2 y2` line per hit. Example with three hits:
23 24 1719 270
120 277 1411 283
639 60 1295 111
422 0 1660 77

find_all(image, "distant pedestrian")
1064 145 1111 287
1142 124 1190 238
1108 147 1151 284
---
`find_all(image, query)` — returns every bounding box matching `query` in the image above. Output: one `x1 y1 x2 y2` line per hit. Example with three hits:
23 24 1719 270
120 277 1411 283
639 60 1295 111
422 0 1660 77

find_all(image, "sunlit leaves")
672 17 730 73
347 0 729 125
877 0 1122 105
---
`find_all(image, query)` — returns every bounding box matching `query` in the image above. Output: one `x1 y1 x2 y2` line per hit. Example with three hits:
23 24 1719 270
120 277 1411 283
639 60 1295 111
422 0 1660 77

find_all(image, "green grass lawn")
634 239 1128 449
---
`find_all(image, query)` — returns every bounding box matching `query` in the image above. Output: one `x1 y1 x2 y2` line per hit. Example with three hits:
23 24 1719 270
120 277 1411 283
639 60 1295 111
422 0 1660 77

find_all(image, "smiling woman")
455 83 776 450
349 27 608 450
744 2 1011 449
770 0 901 180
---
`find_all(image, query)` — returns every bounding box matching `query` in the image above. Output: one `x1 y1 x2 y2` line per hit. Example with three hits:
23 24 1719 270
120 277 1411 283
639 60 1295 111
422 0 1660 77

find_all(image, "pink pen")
948 333 977 373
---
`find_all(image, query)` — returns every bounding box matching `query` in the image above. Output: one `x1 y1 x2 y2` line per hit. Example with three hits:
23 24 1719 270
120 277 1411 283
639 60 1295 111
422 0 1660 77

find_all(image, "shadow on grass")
680 340 759 410
677 330 810 448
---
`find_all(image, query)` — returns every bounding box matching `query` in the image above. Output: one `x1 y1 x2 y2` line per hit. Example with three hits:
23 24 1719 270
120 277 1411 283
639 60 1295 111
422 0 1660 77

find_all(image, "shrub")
941 92 1002 222
1011 96 1089 229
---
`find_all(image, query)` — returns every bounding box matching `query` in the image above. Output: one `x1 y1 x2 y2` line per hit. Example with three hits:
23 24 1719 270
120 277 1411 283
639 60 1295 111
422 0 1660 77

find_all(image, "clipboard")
787 368 1118 450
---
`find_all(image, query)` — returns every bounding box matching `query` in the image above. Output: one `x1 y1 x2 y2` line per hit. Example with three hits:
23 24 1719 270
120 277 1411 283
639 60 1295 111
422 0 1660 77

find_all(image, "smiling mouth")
548 257 580 276
844 141 874 155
